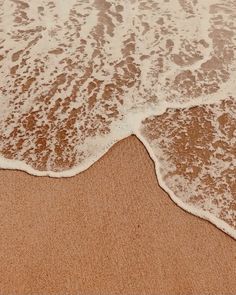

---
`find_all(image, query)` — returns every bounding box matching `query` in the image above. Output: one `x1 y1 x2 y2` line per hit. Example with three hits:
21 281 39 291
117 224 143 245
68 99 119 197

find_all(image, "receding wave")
0 1 235 238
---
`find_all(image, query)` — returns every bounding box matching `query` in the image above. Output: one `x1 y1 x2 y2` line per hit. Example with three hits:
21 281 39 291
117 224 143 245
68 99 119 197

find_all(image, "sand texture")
0 137 235 295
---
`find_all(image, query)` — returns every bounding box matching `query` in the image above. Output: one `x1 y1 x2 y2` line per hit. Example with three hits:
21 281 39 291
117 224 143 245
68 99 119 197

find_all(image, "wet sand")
0 136 235 295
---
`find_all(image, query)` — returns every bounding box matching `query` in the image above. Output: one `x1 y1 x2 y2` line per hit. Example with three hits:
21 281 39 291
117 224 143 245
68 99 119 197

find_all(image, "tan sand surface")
0 136 235 295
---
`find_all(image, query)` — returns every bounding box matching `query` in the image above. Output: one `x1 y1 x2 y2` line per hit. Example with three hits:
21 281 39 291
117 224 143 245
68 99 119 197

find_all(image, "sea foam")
0 0 235 238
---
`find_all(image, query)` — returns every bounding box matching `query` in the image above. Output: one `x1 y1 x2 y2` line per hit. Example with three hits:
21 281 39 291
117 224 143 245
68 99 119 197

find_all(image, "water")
0 0 235 238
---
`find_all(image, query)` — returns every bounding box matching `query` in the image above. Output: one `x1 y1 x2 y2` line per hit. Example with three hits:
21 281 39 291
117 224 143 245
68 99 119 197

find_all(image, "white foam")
0 0 235 238
138 97 236 239
137 131 236 239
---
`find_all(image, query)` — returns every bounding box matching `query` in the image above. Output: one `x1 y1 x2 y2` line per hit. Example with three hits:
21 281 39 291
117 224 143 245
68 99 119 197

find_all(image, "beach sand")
0 136 235 294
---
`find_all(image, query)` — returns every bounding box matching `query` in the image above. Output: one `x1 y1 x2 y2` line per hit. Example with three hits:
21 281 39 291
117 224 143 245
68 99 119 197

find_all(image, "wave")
0 0 235 238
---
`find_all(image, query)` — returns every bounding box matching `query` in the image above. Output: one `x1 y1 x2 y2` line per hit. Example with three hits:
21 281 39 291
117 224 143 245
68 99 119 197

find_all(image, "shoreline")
0 136 235 294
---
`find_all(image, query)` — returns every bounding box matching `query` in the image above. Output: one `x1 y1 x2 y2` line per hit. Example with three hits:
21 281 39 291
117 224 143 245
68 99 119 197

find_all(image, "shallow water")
0 1 235 238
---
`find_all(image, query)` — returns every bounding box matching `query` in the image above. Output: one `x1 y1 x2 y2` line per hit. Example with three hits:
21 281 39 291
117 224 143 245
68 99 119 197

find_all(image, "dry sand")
0 136 235 295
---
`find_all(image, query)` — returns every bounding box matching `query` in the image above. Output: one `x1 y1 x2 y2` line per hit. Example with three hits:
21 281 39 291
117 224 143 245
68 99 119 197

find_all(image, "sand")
0 136 235 295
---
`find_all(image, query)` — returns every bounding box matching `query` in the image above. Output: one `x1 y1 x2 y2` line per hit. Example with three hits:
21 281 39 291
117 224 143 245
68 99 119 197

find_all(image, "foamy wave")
139 97 236 239
0 1 235 238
